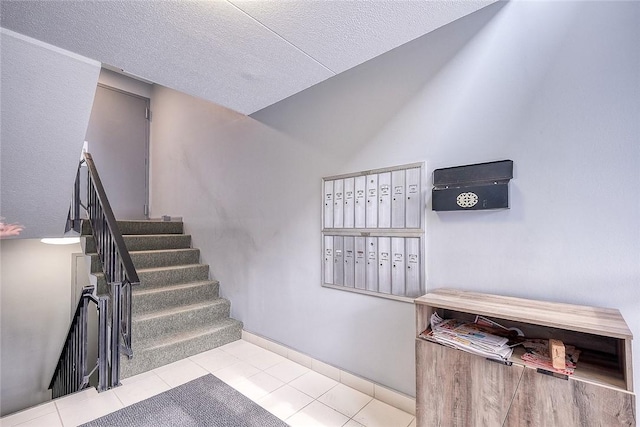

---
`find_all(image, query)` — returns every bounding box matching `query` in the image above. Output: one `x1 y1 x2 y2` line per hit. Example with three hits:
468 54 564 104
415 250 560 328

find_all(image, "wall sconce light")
40 237 80 245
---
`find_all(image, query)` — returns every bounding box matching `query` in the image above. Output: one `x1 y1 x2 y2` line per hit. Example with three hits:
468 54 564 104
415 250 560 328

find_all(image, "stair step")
81 220 91 235
93 264 210 294
83 234 192 253
132 300 231 341
126 234 192 251
118 220 183 235
137 264 210 287
121 319 243 378
81 219 184 236
132 281 220 315
87 248 201 273
131 248 200 269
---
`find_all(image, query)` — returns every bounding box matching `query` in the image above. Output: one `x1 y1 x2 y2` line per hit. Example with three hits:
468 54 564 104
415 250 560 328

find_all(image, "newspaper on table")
423 312 514 362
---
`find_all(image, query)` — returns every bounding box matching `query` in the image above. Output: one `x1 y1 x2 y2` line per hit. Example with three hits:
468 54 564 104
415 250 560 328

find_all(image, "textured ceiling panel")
1 0 496 114
0 0 333 114
229 0 497 74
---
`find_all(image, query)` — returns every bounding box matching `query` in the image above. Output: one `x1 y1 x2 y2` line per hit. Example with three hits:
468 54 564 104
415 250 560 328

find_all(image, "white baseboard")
241 330 416 415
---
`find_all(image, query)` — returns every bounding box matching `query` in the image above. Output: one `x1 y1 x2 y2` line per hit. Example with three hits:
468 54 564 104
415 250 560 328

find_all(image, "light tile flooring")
1 339 416 427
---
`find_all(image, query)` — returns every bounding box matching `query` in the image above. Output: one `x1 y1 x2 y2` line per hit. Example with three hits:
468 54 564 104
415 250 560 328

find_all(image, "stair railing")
54 151 140 395
49 286 109 398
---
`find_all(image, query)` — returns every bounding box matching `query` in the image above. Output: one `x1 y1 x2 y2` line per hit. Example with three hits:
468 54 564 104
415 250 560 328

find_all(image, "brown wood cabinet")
415 289 636 427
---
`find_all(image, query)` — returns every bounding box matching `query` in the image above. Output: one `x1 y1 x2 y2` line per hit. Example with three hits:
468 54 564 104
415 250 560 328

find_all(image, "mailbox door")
406 168 421 228
324 180 334 229
355 176 366 228
366 174 378 228
333 236 344 285
378 237 391 293
344 177 355 228
366 237 378 292
333 179 344 228
355 237 366 289
344 236 355 287
391 170 406 228
391 237 406 295
378 173 391 228
406 237 421 296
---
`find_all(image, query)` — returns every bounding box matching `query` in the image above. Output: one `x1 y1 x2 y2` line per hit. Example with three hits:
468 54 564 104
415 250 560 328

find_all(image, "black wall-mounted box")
432 160 513 211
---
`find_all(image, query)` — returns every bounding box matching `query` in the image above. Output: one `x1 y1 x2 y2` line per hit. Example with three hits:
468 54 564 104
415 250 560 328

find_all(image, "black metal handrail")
53 151 140 395
49 286 108 398
83 152 139 360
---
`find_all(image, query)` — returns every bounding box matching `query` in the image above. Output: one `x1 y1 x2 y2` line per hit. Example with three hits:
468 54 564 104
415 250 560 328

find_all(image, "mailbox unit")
322 163 426 301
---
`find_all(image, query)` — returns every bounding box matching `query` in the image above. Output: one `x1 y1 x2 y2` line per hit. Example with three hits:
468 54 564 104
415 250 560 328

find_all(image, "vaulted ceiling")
1 0 496 114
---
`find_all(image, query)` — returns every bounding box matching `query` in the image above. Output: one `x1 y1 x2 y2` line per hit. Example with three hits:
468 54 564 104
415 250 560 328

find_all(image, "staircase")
82 220 243 379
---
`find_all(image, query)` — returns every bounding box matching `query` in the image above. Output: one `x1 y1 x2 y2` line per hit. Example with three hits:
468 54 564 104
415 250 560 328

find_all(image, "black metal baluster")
52 153 140 398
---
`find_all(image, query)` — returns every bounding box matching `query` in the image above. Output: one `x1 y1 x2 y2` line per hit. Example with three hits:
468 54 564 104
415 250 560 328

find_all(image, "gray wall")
0 29 100 239
0 29 99 417
150 0 639 397
98 68 152 99
0 240 83 416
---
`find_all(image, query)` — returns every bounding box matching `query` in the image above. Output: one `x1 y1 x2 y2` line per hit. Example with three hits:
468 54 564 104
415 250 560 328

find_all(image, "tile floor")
1 339 416 427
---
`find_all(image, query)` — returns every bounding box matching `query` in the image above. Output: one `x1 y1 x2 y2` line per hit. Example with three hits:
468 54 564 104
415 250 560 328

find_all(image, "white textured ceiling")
0 0 496 115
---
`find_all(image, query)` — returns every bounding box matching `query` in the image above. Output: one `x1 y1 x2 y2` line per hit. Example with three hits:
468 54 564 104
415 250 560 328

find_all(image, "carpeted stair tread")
116 220 184 235
87 248 201 273
81 219 184 236
136 264 207 274
136 264 210 287
134 319 242 352
86 247 198 258
134 300 228 322
91 262 207 275
129 248 201 269
121 319 243 378
132 299 231 341
130 248 197 254
92 264 211 294
83 234 192 253
132 281 220 315
123 234 192 251
132 280 219 297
